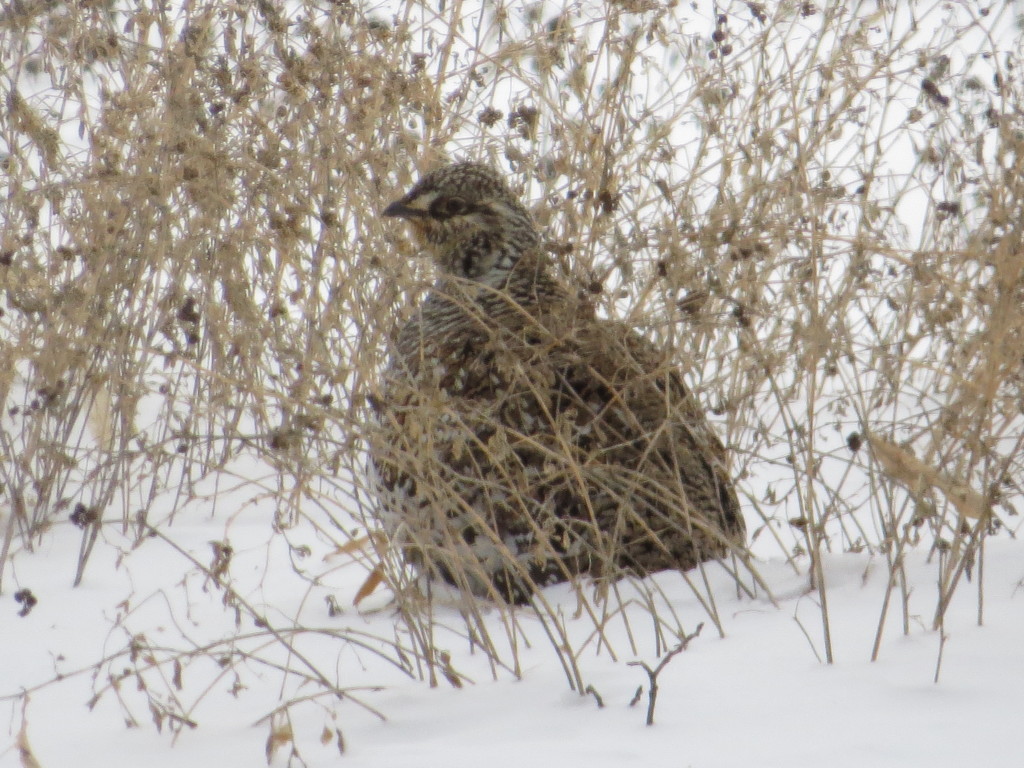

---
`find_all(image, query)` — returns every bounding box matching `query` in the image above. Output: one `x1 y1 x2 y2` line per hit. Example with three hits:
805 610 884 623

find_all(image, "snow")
3 462 1021 767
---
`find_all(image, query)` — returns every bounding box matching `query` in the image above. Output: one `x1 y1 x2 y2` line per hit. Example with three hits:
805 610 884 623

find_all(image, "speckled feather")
369 162 744 602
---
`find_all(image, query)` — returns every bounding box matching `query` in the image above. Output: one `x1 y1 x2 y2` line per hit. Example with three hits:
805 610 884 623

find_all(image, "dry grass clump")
1 0 1022 726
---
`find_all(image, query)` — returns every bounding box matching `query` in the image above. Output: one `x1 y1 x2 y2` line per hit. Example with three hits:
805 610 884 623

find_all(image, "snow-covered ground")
3 456 1021 768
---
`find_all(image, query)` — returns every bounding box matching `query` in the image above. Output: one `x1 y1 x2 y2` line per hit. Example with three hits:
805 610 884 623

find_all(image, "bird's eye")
431 196 469 219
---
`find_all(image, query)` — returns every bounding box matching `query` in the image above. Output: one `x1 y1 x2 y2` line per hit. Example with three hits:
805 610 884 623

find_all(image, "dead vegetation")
1 0 1022 733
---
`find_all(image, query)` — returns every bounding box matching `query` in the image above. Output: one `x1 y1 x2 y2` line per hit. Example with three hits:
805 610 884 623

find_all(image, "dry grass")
2 0 1022 728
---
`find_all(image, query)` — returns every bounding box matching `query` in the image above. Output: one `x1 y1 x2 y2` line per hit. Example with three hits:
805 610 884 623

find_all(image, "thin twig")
628 623 704 726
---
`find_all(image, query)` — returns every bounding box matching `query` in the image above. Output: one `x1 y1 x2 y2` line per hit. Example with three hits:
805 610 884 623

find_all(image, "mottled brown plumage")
368 162 744 603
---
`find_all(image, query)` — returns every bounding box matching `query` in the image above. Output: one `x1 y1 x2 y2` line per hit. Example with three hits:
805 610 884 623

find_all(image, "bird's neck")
436 248 567 319
438 215 541 288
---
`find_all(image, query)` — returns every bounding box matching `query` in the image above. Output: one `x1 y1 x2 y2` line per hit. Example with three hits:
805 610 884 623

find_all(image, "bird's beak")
382 199 413 218
384 197 435 219
384 189 435 219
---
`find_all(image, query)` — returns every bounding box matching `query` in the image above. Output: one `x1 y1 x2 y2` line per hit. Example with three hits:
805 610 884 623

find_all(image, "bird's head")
382 162 540 283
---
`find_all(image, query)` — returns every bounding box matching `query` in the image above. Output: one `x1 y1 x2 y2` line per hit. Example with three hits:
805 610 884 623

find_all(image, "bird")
367 161 745 604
